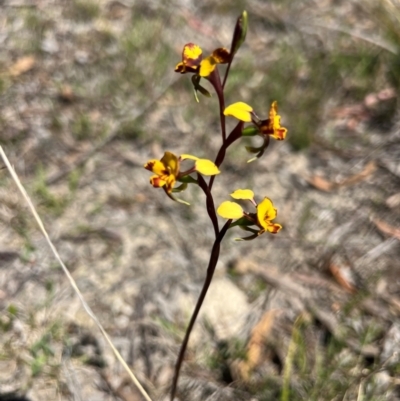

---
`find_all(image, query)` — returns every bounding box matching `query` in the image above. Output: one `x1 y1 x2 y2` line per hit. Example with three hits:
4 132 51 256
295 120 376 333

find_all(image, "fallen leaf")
58 85 74 102
106 1 130 19
330 104 370 131
372 218 400 241
8 56 36 77
386 193 400 209
364 87 396 108
329 263 357 294
181 9 215 37
330 104 367 119
339 161 376 186
305 161 376 192
305 175 334 192
377 88 396 101
239 309 279 380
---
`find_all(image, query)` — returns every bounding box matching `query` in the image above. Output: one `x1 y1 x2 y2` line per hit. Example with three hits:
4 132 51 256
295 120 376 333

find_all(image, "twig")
302 23 397 54
0 146 153 401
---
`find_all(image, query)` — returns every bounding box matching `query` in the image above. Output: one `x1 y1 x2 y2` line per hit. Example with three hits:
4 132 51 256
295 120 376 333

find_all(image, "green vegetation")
69 0 100 21
71 113 92 140
34 165 69 216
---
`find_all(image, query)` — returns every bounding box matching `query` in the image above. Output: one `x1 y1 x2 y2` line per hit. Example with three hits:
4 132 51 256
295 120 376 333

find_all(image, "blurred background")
1 0 400 400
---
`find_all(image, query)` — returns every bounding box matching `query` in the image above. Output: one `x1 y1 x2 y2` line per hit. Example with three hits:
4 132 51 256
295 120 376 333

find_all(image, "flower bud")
230 11 248 56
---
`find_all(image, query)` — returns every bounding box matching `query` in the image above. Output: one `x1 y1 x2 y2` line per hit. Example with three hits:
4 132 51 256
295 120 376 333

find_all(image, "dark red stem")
170 219 232 401
209 121 244 191
197 173 219 237
222 59 232 89
208 68 226 143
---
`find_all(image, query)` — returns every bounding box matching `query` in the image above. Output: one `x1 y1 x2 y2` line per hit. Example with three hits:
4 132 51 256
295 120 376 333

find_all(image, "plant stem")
197 173 219 237
222 60 232 90
209 121 244 191
208 69 226 143
170 219 231 401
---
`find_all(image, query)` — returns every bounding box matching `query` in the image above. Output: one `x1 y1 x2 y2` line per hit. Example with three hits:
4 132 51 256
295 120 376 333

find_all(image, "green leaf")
242 126 259 136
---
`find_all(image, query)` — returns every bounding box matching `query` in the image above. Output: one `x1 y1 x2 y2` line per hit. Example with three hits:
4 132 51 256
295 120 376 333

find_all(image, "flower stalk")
143 10 288 400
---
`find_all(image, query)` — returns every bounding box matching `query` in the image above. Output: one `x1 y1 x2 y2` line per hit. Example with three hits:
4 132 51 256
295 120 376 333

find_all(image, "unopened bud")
230 11 248 56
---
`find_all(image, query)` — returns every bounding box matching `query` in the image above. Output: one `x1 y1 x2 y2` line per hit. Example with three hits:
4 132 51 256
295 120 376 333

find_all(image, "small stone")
41 33 59 54
75 50 89 64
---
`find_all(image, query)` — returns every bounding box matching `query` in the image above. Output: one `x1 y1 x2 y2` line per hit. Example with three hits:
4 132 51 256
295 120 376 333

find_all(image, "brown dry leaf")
329 263 357 294
386 193 400 208
305 161 376 192
364 87 396 109
106 1 130 19
330 104 368 119
180 9 215 37
58 84 75 102
330 104 370 131
372 218 400 241
382 295 400 313
238 309 280 380
8 56 36 77
305 175 334 192
339 161 376 187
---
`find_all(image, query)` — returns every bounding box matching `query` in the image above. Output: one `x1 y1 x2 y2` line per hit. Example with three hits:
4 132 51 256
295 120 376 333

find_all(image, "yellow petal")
199 56 217 77
224 102 253 122
195 159 220 175
149 175 166 188
164 174 176 193
269 101 279 118
180 154 199 161
272 124 287 141
144 159 166 176
269 101 287 140
183 43 203 67
266 223 282 234
230 189 254 200
257 197 277 231
217 201 244 219
160 151 179 176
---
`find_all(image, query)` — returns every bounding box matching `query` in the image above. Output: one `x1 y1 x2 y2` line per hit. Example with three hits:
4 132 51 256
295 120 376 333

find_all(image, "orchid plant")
144 11 287 400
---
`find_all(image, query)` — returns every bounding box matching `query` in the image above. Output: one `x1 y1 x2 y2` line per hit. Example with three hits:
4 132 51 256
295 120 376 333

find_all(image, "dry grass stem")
0 146 153 401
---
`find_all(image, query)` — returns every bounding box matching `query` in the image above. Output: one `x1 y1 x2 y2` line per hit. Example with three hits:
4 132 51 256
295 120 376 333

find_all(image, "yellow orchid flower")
199 47 230 77
256 197 282 234
224 101 287 161
175 43 230 77
175 43 203 74
225 101 287 140
144 151 179 194
217 189 282 239
144 151 220 202
175 43 230 101
259 101 287 141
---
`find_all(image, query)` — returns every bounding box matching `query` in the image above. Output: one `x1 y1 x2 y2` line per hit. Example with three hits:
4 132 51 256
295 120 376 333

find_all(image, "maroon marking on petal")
150 176 165 188
212 48 230 64
144 161 155 171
